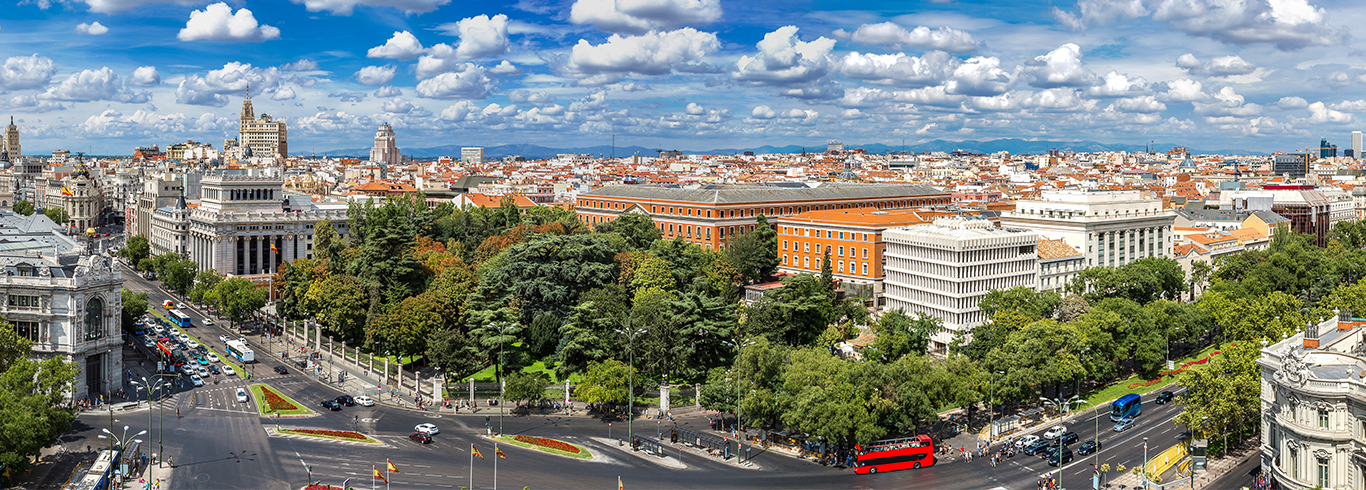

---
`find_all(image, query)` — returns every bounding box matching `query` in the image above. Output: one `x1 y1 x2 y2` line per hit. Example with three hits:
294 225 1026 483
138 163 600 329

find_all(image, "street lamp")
130 376 169 465
1074 399 1098 488
615 325 645 448
98 426 146 456
1143 437 1149 488
485 322 519 437
721 337 755 464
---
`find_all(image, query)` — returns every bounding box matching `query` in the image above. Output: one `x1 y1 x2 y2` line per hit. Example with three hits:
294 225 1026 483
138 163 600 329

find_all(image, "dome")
1353 187 1366 197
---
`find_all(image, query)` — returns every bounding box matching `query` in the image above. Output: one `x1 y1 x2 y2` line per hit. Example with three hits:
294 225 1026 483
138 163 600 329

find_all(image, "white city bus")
224 340 255 363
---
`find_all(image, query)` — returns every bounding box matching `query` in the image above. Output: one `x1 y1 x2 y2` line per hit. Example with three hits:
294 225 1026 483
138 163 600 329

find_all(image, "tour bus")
224 340 255 363
1111 393 1142 421
155 341 188 372
853 434 935 474
168 310 192 328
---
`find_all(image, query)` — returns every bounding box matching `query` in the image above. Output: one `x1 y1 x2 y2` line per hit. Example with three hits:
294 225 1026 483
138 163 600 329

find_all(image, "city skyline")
1 0 1365 155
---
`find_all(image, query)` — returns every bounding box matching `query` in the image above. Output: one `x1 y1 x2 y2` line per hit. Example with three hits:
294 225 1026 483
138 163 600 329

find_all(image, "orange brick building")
771 207 933 299
575 183 949 250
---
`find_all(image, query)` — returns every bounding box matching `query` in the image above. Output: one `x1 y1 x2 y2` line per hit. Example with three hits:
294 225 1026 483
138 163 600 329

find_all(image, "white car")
197 366 209 377
190 375 204 387
238 337 247 344
177 333 190 342
1016 435 1041 448
222 365 236 376
204 319 214 326
219 335 229 343
236 388 249 403
355 395 374 407
180 365 194 375
206 352 220 363
414 423 439 435
1043 426 1068 440
186 340 200 350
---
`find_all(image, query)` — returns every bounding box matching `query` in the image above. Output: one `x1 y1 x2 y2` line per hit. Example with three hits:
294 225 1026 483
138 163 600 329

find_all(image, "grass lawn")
277 428 382 445
463 360 582 384
494 435 593 460
250 383 315 416
1080 341 1228 409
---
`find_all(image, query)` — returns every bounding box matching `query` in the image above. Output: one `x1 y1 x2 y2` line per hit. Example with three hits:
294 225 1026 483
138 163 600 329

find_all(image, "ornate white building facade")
369 123 401 167
42 162 107 231
999 189 1176 268
6 253 123 399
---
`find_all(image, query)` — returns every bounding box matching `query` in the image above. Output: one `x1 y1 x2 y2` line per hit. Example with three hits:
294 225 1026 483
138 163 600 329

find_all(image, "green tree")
979 286 1062 320
214 277 267 329
526 312 560 360
188 269 223 304
426 326 483 379
983 320 1087 402
724 215 779 284
482 321 523 385
12 200 33 216
1174 340 1261 457
1068 257 1187 304
44 207 70 225
868 309 942 362
120 289 148 334
573 359 636 406
554 286 628 380
368 293 450 359
504 372 550 404
151 253 196 297
596 213 662 250
1055 294 1090 322
0 326 78 474
121 235 150 269
627 252 676 294
479 233 624 325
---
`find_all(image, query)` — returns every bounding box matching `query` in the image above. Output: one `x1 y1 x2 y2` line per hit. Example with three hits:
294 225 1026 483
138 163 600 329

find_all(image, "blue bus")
168 310 191 328
1111 393 1142 421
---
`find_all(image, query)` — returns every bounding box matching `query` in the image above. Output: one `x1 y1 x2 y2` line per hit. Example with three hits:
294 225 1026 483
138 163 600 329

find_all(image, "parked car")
190 375 204 387
219 335 229 343
1154 390 1174 404
1023 440 1052 455
1038 445 1061 460
1113 418 1137 432
196 356 208 365
1048 448 1074 466
196 366 209 377
1058 432 1079 446
1077 440 1101 455
355 395 374 407
409 433 433 444
207 364 220 375
222 365 236 376
320 400 341 411
414 423 439 435
236 388 248 403
1043 425 1068 440
180 365 194 376
274 366 288 375
206 353 220 363
335 395 355 406
186 340 199 350
1016 435 1040 448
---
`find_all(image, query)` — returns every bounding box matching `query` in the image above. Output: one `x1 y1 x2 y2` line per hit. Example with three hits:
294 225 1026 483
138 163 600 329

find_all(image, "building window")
8 295 38 309
16 264 35 276
783 240 788 250
84 296 104 341
863 263 868 275
838 260 844 272
803 256 809 268
804 242 810 252
1319 457 1330 487
839 246 844 256
13 321 39 342
815 244 821 254
863 248 869 259
1290 447 1299 480
1320 409 1330 428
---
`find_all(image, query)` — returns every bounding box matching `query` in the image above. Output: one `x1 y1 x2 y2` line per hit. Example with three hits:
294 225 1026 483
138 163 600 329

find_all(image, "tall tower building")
369 123 401 167
237 86 288 160
4 117 20 161
1353 130 1363 159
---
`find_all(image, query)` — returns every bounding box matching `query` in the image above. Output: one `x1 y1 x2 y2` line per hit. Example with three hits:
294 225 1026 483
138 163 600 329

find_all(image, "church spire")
240 83 254 122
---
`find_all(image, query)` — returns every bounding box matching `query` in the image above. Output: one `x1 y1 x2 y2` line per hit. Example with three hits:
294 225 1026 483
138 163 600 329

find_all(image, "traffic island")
270 428 382 445
250 384 315 417
493 434 593 460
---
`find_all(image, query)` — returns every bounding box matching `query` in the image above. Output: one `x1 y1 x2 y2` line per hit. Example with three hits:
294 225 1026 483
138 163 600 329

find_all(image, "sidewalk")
1106 439 1258 490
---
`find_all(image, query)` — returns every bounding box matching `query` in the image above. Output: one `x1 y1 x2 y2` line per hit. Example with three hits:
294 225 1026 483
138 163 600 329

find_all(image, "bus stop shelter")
671 428 731 458
631 434 667 457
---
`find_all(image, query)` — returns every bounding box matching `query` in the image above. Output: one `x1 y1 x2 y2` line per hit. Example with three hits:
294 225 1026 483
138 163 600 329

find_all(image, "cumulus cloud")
355 65 396 86
1021 88 1097 112
1275 96 1308 110
1193 86 1262 116
1088 71 1150 97
1111 95 1166 113
569 0 722 35
177 3 280 42
1050 0 1147 30
282 59 318 71
1176 53 1257 76
508 89 556 106
734 26 839 98
565 28 720 79
75 21 108 35
1053 0 1346 50
439 14 511 60
848 22 977 53
1024 43 1097 88
367 31 425 60
128 66 160 87
1307 101 1351 123
751 105 776 119
685 102 704 115
488 60 522 76
373 86 403 98
944 56 1014 96
414 63 493 99
838 51 956 88
288 0 450 15
381 98 417 113
0 94 67 113
271 86 296 100
0 54 57 91
1329 100 1366 112
1160 78 1206 102
175 62 282 106
40 67 150 103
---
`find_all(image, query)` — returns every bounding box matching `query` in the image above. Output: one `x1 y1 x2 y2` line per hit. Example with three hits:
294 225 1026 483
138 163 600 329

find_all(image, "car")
186 340 200 350
1048 448 1074 466
219 335 229 343
1043 425 1068 440
207 364 220 375
197 366 209 377
196 356 208 365
177 333 189 342
1058 432 1079 446
190 375 204 387
222 365 236 376
1113 418 1136 432
355 395 374 407
274 366 288 375
1155 390 1174 405
180 365 194 375
153 325 166 334
236 388 249 403
143 340 155 349
204 319 214 326
414 423 439 435
238 337 246 344
1023 440 1052 455
408 433 433 444
1077 440 1101 455
1016 435 1041 448
206 353 220 363
320 400 341 411
335 395 355 406
1038 445 1061 460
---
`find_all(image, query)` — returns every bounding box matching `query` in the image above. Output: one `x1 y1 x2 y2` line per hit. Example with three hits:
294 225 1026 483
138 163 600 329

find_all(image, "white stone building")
461 147 484 165
369 123 401 167
883 217 1039 354
42 162 106 232
999 189 1176 268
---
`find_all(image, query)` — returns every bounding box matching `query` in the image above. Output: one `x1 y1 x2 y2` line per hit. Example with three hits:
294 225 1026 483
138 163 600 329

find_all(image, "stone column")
660 384 670 414
470 378 475 406
695 383 701 407
383 356 389 386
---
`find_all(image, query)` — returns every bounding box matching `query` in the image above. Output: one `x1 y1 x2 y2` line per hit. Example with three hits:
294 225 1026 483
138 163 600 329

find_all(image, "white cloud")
1307 101 1351 123
373 86 403 98
381 98 417 114
568 91 608 111
445 14 511 60
355 65 396 86
175 62 282 106
1054 0 1347 50
566 28 720 77
733 26 837 90
1176 53 1257 76
1161 78 1206 102
271 86 296 100
128 66 160 87
177 3 280 42
1050 0 1147 30
0 54 57 91
40 67 150 103
569 0 722 35
367 31 425 60
848 22 977 53
945 56 1014 96
1111 95 1166 113
508 89 556 106
1024 43 1097 88
414 63 493 99
1329 100 1366 113
916 123 938 134
1021 88 1097 112
282 59 318 71
75 21 108 35
1088 71 1150 97
0 94 66 113
488 60 522 76
838 51 956 88
751 105 776 119
1275 96 1308 110
288 0 450 15
1193 87 1262 116
685 102 704 115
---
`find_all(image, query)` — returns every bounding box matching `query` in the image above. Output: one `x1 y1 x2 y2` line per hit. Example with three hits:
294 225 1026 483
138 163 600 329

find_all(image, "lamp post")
721 338 755 464
130 376 168 465
615 325 644 447
485 322 518 437
1143 437 1149 488
1074 399 1097 489
98 426 144 486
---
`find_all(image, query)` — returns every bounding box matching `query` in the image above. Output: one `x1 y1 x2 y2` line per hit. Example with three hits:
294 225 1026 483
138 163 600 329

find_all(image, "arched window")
84 297 103 341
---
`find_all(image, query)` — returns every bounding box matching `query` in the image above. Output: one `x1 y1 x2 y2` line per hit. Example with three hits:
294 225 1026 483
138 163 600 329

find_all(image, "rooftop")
580 182 944 204
774 207 930 228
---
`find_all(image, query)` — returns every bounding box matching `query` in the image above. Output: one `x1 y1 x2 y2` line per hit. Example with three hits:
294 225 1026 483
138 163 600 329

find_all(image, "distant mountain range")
302 139 1262 159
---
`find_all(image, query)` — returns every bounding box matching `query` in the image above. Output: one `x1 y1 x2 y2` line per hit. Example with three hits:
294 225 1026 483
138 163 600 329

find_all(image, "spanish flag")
618 476 624 490
61 186 72 197
471 444 484 459
496 445 505 459
372 467 387 484
270 242 278 253
387 460 398 473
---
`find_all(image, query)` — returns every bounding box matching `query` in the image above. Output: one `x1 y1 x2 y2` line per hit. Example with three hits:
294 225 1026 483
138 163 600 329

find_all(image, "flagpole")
371 465 376 490
470 444 473 490
494 442 498 490
386 459 390 490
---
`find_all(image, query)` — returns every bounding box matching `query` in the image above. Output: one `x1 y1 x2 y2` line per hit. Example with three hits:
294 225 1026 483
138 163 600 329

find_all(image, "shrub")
514 435 580 454
285 429 368 441
260 386 299 411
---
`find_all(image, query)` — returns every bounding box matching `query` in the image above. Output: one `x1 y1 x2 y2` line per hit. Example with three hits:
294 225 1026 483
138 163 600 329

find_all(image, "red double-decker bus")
156 341 188 371
854 434 935 474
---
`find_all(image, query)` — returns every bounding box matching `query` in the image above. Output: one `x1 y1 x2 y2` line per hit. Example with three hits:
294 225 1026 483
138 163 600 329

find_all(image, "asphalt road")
94 266 1194 490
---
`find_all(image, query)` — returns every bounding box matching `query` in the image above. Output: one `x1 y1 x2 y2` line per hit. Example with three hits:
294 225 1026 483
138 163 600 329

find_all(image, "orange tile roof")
1037 238 1082 259
776 207 930 228
1228 228 1267 242
1188 232 1237 246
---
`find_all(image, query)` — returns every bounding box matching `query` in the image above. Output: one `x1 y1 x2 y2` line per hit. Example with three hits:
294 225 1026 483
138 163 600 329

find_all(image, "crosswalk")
299 452 466 488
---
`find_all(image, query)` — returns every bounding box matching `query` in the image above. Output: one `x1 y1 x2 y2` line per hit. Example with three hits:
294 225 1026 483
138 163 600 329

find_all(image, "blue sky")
1 0 1365 155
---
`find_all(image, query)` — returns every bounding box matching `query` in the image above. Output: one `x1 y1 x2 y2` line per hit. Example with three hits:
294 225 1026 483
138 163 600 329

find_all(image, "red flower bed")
260 386 298 411
305 486 343 490
1125 350 1227 389
515 435 580 454
288 429 368 441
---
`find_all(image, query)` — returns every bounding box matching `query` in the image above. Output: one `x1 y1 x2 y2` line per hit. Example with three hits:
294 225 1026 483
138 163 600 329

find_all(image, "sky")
2 0 1366 155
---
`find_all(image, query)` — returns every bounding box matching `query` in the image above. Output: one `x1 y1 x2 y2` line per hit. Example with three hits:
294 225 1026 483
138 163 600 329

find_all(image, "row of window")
782 254 870 276
782 240 870 259
576 198 950 217
783 227 872 242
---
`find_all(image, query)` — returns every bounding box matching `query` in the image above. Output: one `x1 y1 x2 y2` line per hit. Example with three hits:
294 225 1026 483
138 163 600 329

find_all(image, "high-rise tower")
369 123 401 168
236 85 287 160
3 117 19 161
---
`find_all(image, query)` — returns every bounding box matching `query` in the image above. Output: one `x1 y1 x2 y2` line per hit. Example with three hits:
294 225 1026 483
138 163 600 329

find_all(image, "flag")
387 460 398 473
471 444 484 459
496 446 506 459
618 476 624 490
372 467 387 484
61 186 72 196
270 242 278 253
341 478 350 489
